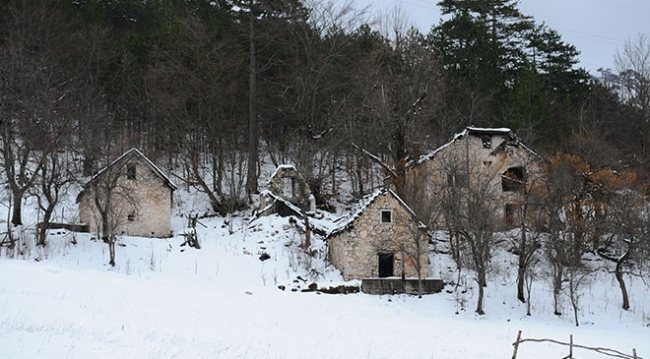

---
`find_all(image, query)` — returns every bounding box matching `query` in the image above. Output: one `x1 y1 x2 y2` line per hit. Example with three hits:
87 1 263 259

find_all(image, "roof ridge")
85 148 177 190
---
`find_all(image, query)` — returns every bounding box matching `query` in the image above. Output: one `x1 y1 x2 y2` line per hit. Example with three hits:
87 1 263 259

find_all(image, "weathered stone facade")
259 165 312 216
327 190 429 281
410 127 542 228
78 149 176 238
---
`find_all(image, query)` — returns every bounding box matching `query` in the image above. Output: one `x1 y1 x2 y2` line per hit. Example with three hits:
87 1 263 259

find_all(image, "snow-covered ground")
0 191 649 358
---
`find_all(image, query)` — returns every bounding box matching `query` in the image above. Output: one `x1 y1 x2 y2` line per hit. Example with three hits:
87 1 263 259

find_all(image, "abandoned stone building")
409 127 542 228
259 164 314 217
77 148 177 238
326 189 429 281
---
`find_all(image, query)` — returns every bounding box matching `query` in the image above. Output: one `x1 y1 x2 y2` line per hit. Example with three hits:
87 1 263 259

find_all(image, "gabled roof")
269 164 298 179
326 188 426 239
84 148 177 190
411 126 539 166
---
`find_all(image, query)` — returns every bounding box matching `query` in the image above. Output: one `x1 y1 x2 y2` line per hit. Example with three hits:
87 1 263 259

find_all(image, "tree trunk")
552 262 563 315
476 281 485 315
569 273 580 327
516 262 526 303
10 189 24 226
246 6 259 199
417 259 423 299
517 227 527 303
108 236 116 267
517 196 534 304
37 208 54 246
615 249 631 310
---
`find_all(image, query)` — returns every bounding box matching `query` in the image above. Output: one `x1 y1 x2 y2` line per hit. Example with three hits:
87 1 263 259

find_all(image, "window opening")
127 164 136 180
502 167 526 192
283 177 294 197
380 210 392 223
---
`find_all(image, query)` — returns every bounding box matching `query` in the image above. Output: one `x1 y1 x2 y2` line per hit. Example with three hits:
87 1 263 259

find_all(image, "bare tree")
540 153 608 316
599 170 649 310
437 155 500 315
615 34 650 162
346 11 441 195
566 265 590 327
181 147 228 216
506 156 545 304
400 169 443 297
30 151 74 246
0 126 46 226
81 152 140 266
523 254 540 316
0 0 60 226
0 0 104 226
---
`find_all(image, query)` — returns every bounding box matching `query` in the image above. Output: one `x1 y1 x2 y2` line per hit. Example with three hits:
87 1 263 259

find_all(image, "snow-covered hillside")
0 188 649 358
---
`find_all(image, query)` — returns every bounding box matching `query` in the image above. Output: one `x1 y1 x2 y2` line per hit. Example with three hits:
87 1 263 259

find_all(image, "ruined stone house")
326 189 429 281
259 164 314 217
408 127 542 228
77 148 176 238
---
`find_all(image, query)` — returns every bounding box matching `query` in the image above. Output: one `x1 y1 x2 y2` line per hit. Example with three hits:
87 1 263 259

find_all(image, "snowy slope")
0 191 649 358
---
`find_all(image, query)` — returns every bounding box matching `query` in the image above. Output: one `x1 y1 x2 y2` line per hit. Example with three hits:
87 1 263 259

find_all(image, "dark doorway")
378 253 394 278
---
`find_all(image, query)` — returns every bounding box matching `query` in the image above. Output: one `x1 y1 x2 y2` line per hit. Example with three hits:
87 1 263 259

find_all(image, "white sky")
351 0 650 75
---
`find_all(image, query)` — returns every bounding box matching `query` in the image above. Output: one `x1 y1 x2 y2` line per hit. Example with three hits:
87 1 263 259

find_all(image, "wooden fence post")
569 334 573 359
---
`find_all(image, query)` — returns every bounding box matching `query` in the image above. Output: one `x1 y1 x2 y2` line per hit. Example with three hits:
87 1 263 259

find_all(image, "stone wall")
261 165 312 212
411 132 542 229
328 192 428 281
361 278 444 295
79 157 173 238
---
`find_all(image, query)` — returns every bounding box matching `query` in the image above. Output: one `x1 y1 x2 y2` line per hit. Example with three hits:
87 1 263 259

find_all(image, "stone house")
326 189 429 281
77 148 176 238
259 164 314 217
408 127 542 228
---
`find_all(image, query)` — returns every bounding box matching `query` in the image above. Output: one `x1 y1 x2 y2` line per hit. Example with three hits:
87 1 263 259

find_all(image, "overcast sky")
350 0 649 75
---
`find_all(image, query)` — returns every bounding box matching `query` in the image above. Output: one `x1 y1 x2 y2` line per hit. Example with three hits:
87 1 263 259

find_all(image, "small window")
380 210 392 223
283 177 294 197
127 164 136 180
447 173 469 187
127 212 136 222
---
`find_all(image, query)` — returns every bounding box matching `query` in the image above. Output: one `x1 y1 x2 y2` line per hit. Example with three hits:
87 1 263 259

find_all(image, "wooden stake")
511 330 522 359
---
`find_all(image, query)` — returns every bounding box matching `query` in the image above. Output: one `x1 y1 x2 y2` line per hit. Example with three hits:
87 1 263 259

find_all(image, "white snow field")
0 193 649 359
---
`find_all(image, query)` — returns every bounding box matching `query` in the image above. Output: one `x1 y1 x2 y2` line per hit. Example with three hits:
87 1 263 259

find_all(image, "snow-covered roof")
85 148 177 190
412 126 539 166
259 190 304 216
326 188 426 239
258 190 332 236
269 164 298 179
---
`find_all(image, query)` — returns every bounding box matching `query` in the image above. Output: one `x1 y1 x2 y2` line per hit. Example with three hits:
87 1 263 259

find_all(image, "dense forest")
0 0 649 210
